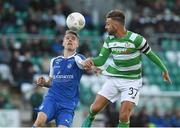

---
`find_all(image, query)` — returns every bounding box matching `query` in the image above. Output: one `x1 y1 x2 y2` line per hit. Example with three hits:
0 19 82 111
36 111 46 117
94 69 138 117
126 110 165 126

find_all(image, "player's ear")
76 38 79 47
62 38 65 46
76 43 79 48
113 20 119 27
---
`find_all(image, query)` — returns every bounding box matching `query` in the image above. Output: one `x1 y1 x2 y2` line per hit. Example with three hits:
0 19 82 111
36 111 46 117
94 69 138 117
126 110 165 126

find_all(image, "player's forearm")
145 51 168 72
92 56 107 66
92 48 110 66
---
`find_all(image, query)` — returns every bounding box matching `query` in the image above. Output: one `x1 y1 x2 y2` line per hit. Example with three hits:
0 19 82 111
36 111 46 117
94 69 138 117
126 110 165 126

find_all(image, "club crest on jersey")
125 43 131 48
67 63 72 69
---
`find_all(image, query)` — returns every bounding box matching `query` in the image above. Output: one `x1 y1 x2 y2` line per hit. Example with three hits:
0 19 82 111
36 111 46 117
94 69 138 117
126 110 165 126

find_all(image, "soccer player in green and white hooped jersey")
81 9 171 128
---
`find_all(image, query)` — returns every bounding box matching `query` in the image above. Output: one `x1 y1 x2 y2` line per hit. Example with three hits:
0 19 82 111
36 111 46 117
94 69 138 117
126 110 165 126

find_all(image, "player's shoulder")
75 53 86 60
105 35 115 42
128 30 145 42
51 55 63 62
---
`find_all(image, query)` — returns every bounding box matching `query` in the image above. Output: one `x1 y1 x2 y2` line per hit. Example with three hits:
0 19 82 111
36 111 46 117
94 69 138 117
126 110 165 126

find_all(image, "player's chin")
107 31 113 35
66 47 76 51
108 31 116 35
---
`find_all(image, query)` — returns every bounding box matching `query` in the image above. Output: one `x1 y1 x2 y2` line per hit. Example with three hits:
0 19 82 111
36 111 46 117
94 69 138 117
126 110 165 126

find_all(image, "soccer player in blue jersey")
33 30 88 127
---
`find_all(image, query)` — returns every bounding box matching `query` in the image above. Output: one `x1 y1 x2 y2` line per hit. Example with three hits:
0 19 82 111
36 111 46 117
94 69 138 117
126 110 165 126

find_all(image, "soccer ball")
66 12 85 31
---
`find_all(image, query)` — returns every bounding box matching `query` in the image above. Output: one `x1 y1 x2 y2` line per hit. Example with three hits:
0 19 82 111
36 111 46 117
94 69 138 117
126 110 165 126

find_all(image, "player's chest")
53 58 76 73
109 41 136 54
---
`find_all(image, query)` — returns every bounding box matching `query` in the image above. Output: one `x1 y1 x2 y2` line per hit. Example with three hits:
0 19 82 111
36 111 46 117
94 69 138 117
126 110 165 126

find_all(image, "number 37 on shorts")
128 87 139 99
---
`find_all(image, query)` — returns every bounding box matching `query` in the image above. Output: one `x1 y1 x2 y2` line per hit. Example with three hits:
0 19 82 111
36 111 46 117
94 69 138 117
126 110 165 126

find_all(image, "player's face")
63 33 79 51
105 18 118 35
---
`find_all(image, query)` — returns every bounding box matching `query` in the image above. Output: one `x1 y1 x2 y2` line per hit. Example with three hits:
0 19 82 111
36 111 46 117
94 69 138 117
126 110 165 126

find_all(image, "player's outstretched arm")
81 58 94 69
92 47 111 67
145 50 172 84
36 76 52 88
75 56 94 70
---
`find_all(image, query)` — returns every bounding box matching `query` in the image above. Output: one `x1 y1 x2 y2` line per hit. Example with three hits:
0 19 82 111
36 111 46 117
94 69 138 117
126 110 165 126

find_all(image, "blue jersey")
46 52 85 110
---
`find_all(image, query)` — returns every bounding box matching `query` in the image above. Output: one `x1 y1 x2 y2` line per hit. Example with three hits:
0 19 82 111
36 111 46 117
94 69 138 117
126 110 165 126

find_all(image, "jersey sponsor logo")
109 42 135 48
112 48 131 54
122 49 131 54
53 74 74 79
112 48 125 53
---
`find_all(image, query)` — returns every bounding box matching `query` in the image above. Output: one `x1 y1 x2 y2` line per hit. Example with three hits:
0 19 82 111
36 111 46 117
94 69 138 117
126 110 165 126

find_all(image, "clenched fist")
162 71 172 84
37 76 46 87
83 58 94 69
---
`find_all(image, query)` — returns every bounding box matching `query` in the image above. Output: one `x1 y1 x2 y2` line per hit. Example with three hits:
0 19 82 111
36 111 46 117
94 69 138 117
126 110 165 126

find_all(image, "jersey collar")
62 52 77 59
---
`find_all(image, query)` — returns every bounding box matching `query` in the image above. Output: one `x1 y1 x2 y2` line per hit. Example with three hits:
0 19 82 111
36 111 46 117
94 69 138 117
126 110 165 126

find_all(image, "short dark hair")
106 9 125 25
65 30 79 38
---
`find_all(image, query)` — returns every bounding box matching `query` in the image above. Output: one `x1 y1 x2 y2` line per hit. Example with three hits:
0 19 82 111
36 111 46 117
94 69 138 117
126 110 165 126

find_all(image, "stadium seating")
142 39 180 91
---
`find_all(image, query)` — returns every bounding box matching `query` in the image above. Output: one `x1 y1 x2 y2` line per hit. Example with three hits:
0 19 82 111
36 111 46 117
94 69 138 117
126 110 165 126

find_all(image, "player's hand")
81 61 90 70
91 66 102 76
83 58 94 69
162 71 172 84
36 76 46 87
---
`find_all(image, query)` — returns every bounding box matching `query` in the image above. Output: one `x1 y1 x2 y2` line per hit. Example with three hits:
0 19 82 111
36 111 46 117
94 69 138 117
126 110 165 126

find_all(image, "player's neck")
115 27 127 38
63 50 76 58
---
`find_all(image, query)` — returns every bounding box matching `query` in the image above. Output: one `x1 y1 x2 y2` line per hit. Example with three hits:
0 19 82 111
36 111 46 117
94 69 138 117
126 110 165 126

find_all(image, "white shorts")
98 77 142 106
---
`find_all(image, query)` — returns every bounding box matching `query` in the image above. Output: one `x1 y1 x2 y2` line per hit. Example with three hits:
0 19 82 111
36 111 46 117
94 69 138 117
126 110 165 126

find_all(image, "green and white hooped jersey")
100 31 151 79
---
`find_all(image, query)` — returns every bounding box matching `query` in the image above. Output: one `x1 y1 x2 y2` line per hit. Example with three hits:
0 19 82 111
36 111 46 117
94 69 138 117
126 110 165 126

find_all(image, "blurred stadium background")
0 0 180 127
